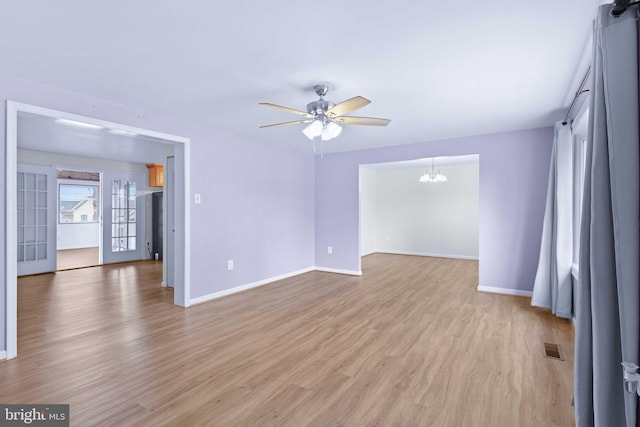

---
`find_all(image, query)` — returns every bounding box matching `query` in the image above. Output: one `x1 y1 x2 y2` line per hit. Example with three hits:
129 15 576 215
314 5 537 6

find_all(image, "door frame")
54 169 105 265
5 100 192 360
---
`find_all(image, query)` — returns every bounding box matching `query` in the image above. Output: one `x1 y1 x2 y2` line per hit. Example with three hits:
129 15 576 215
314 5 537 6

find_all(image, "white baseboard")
314 267 363 276
57 245 100 251
360 250 376 257
190 265 367 306
161 281 167 287
376 250 479 261
190 267 315 305
0 351 6 360
477 285 533 297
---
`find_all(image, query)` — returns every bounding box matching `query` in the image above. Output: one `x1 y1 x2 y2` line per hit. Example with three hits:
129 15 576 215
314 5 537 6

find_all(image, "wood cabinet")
146 163 164 187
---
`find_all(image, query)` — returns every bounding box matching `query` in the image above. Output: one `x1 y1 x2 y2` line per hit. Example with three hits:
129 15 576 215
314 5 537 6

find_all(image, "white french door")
102 172 144 264
17 164 56 276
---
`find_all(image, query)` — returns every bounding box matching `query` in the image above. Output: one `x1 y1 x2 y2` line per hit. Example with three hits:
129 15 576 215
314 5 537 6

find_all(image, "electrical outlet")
328 246 333 255
227 260 234 270
194 193 201 204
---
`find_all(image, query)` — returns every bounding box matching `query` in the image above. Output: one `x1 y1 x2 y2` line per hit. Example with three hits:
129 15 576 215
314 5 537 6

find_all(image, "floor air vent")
543 343 564 361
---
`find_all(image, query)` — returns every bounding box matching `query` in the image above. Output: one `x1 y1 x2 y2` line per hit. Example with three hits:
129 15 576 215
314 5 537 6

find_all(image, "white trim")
5 101 191 358
477 285 533 297
0 350 6 360
6 101 18 359
314 267 363 276
181 144 191 307
57 244 100 250
360 250 377 257
376 250 479 261
190 267 315 305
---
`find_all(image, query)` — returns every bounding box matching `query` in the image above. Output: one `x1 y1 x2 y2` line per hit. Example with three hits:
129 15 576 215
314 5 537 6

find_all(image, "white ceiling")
18 112 172 164
0 1 602 154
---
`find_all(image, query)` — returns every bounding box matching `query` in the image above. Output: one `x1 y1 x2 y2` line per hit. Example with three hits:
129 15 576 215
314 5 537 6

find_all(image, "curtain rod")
562 67 591 125
613 0 640 16
561 1 636 124
561 1 637 124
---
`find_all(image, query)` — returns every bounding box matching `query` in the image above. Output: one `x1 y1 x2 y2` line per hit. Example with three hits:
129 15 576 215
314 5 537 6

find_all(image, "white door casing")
166 156 175 288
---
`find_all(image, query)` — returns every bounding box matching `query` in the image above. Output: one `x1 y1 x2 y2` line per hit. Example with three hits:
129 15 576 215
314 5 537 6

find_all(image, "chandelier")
419 158 447 183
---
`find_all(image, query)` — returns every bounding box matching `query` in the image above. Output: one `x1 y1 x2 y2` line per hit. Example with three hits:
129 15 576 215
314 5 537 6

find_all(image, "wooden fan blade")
259 119 313 128
259 103 313 118
326 96 371 118
334 116 391 126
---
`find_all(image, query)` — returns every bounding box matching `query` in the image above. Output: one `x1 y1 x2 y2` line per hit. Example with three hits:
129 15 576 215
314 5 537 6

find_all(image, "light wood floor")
2 254 574 426
57 247 100 270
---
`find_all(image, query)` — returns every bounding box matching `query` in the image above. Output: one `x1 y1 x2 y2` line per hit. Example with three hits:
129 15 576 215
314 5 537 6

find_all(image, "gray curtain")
531 121 573 318
574 4 639 427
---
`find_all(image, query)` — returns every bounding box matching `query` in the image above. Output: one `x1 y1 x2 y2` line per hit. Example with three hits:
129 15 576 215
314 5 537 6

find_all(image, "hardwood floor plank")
1 254 575 426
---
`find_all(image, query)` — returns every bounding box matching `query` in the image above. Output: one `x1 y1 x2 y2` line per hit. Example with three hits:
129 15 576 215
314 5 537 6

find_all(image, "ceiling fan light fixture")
321 121 342 141
260 85 389 149
302 120 323 140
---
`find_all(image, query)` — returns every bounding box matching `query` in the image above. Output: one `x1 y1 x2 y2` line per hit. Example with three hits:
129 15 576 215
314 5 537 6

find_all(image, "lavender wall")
0 75 316 352
315 127 553 292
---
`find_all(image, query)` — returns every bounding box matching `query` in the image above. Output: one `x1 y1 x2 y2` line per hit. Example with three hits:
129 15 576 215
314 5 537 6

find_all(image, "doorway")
359 155 480 270
6 101 192 360
56 169 101 270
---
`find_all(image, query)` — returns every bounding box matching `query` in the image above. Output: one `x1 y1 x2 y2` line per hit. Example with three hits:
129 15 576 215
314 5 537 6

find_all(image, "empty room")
0 1 637 426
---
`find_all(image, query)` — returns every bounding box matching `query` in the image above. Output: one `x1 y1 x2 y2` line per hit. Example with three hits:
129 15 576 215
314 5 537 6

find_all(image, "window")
572 108 589 266
572 137 587 264
58 184 99 224
111 179 136 252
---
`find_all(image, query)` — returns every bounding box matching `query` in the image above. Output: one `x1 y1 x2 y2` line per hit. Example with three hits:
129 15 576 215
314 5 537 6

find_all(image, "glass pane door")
17 165 56 275
102 172 143 265
111 179 137 252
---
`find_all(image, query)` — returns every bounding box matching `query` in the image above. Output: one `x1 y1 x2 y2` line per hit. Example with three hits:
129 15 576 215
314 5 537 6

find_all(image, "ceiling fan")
259 85 390 143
